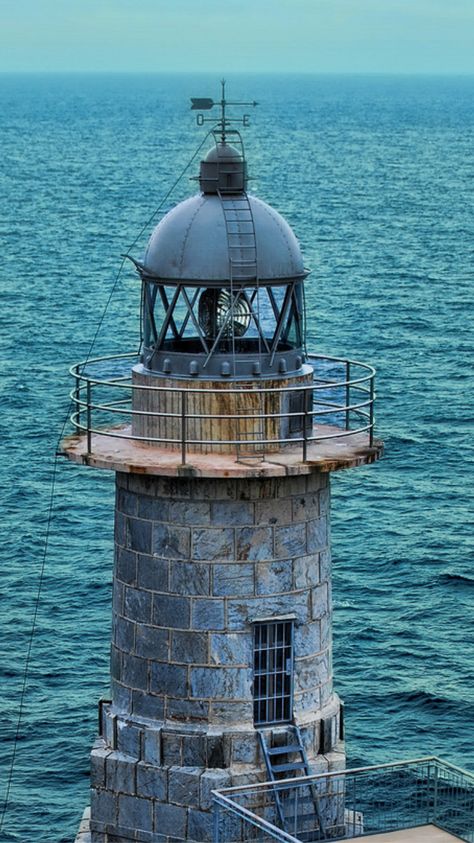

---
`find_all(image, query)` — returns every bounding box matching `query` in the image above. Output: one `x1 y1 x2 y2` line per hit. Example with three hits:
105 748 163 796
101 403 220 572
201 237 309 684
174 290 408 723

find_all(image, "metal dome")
142 193 307 284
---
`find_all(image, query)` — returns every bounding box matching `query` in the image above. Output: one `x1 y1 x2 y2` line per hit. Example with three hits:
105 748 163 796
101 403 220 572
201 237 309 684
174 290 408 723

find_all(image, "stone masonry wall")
89 472 344 843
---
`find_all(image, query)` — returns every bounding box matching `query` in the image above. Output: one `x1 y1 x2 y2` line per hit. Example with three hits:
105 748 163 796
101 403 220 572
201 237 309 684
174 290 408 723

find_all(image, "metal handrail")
212 757 474 843
67 351 377 460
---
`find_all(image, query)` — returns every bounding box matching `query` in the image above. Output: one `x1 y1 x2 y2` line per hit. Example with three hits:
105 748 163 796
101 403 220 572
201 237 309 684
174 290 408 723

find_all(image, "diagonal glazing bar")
181 287 210 353
178 287 201 339
144 283 159 343
202 288 245 369
156 285 181 349
240 289 271 353
158 286 179 339
270 282 295 366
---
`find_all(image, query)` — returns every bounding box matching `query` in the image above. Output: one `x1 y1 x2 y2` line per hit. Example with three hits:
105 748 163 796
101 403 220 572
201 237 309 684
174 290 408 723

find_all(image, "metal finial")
190 81 258 139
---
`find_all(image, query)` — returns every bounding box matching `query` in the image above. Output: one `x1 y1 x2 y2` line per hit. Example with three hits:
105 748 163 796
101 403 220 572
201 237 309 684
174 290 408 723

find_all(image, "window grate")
253 620 294 726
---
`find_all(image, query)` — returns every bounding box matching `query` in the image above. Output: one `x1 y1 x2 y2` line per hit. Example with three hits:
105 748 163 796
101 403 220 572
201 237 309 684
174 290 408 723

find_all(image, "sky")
0 0 473 74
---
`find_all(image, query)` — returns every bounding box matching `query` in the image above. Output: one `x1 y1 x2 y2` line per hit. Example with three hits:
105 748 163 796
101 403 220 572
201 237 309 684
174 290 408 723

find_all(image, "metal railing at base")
212 757 474 842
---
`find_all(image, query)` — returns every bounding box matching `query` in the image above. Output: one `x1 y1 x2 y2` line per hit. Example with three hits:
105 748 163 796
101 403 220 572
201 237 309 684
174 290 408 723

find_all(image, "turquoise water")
0 73 473 841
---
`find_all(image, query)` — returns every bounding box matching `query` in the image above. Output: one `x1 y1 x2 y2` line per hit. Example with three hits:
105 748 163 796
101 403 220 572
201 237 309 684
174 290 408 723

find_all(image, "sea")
0 73 473 842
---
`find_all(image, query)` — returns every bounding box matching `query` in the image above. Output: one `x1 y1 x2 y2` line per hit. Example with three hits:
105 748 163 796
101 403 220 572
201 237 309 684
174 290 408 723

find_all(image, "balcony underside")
61 423 383 477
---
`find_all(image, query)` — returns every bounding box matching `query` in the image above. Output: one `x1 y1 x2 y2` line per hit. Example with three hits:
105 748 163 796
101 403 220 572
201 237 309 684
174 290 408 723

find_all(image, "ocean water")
0 73 473 842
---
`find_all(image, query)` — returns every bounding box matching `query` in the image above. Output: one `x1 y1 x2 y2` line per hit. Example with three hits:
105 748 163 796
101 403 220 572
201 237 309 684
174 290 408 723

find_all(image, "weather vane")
190 79 258 143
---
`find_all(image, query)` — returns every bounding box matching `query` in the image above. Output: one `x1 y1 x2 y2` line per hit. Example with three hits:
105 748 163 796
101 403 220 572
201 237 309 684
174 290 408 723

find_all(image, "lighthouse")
65 85 382 843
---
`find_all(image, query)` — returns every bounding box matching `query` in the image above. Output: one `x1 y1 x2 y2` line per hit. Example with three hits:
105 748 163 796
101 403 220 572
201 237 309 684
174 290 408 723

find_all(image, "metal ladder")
218 192 266 460
258 725 326 840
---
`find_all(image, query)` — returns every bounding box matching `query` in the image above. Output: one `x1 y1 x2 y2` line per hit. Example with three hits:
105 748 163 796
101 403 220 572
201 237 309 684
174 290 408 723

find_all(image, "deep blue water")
0 73 473 842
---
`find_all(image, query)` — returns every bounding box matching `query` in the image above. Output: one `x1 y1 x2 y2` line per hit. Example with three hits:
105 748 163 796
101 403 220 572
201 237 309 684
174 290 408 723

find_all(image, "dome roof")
142 193 306 284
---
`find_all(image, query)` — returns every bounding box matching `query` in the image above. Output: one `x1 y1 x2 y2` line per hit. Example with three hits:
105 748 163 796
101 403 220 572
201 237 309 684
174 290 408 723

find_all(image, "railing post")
433 763 438 826
181 390 187 466
86 381 92 454
369 375 374 446
302 407 308 462
213 799 219 843
75 372 81 430
345 360 351 431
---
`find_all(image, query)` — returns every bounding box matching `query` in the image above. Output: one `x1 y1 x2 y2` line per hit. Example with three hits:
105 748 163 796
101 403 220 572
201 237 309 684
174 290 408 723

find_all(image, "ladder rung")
271 761 307 774
267 744 303 756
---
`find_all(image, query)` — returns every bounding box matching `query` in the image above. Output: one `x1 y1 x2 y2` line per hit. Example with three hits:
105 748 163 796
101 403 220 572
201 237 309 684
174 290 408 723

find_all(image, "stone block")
114 616 136 654
112 581 124 615
212 563 254 596
118 794 153 833
91 788 117 825
211 500 254 526
91 740 111 788
117 472 128 490
135 625 169 661
206 735 227 767
117 720 142 759
190 666 251 700
320 613 331 649
254 498 292 525
153 524 191 560
132 691 164 722
137 555 169 593
116 547 137 586
171 630 208 665
153 803 187 839
320 679 333 706
137 495 169 522
106 752 137 795
274 523 306 558
167 697 210 723
255 560 292 594
170 561 210 596
210 700 254 725
295 652 330 693
210 632 249 666
312 583 329 620
169 500 211 526
227 592 310 629
294 621 321 658
117 488 138 517
182 734 207 766
124 587 152 625
306 472 327 492
231 733 257 764
110 644 122 681
236 526 273 561
291 492 319 522
111 681 132 717
143 728 162 766
319 549 331 581
153 594 190 629
293 553 320 589
191 598 224 630
294 686 321 714
192 527 234 561
136 763 167 800
115 511 126 547
121 653 148 692
168 766 201 807
188 808 214 842
127 517 153 555
200 769 231 810
161 731 183 765
307 517 328 553
150 663 188 697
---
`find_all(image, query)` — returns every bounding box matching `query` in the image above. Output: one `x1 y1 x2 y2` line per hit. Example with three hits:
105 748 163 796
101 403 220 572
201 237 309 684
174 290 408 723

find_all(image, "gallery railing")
68 353 376 463
211 757 474 842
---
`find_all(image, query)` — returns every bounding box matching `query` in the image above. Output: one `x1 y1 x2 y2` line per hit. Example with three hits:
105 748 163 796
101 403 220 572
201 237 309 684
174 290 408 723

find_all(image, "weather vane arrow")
190 80 258 141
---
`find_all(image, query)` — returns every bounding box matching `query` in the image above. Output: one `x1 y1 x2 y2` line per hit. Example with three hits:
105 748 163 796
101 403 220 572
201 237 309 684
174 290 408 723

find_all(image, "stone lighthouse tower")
65 87 382 843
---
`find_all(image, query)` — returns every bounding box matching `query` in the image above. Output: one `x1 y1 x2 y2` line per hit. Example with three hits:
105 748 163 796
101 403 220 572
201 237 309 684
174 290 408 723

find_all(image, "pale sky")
1 0 473 74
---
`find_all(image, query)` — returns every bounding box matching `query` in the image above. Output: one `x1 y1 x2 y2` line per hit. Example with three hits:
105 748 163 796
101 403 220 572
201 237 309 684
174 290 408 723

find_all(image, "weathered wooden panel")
131 371 313 455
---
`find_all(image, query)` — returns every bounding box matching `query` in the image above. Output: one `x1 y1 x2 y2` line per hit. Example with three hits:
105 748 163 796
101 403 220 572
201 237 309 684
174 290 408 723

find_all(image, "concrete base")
364 826 463 842
74 807 91 843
